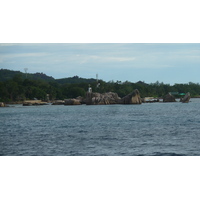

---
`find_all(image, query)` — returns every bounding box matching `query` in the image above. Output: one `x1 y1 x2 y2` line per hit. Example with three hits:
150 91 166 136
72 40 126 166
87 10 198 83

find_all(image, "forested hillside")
0 69 97 84
0 69 54 81
0 69 200 102
56 76 97 84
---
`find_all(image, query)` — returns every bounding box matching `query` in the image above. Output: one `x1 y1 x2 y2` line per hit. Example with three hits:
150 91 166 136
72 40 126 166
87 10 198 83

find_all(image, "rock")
143 97 160 103
52 100 65 105
0 102 5 107
181 92 191 103
163 93 176 102
64 99 81 105
119 89 142 104
86 92 121 105
23 103 32 106
86 90 143 105
23 100 48 106
141 98 146 103
76 96 85 104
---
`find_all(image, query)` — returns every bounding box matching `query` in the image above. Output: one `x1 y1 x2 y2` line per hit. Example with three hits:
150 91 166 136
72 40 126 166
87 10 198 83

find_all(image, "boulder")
181 92 191 103
23 100 48 106
119 89 142 104
86 92 121 105
163 93 176 102
86 90 143 105
64 99 81 105
76 96 85 104
0 102 5 107
52 100 65 105
23 102 32 106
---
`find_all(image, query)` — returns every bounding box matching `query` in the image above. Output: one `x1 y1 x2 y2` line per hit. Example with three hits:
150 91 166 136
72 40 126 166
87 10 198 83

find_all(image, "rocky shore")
1 89 192 107
62 90 191 105
163 92 191 103
23 100 48 106
85 89 142 105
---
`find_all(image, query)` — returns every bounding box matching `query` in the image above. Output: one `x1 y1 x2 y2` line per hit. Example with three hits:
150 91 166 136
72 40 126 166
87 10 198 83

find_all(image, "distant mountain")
56 76 97 84
0 69 97 84
29 72 54 81
0 69 24 81
0 69 54 82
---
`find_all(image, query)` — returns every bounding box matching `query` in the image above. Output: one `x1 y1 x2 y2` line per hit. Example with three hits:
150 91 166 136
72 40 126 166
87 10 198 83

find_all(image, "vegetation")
0 69 200 102
0 69 54 82
56 76 96 84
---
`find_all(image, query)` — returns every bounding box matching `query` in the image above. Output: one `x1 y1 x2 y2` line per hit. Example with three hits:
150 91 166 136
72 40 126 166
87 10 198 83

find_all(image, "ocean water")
1 99 200 156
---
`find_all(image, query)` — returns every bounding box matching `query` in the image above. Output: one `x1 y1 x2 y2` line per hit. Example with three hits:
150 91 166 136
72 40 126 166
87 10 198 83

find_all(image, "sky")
0 43 200 85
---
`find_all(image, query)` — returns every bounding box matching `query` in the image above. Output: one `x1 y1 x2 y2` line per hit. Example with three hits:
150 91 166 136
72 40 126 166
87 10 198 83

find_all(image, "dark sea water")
1 99 200 156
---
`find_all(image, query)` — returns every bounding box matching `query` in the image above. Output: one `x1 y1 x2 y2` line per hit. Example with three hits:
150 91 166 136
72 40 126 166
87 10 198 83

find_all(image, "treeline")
0 69 54 82
1 74 200 102
0 74 96 102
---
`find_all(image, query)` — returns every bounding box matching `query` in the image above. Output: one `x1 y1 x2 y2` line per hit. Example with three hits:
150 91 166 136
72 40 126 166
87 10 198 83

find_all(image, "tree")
5 80 19 101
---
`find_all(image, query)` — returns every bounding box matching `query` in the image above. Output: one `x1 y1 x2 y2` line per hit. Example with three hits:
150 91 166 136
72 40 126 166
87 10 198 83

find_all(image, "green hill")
0 69 98 84
1 68 200 102
0 69 23 81
0 69 54 82
56 76 97 84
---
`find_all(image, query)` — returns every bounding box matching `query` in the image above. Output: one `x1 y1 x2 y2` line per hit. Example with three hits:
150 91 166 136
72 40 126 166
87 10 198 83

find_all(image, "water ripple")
1 100 200 156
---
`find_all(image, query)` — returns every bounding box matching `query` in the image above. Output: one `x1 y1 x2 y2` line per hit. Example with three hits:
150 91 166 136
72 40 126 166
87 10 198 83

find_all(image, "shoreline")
2 98 198 107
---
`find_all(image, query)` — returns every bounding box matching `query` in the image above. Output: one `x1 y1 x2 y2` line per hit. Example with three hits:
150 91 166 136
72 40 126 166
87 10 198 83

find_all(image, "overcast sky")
0 43 200 84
